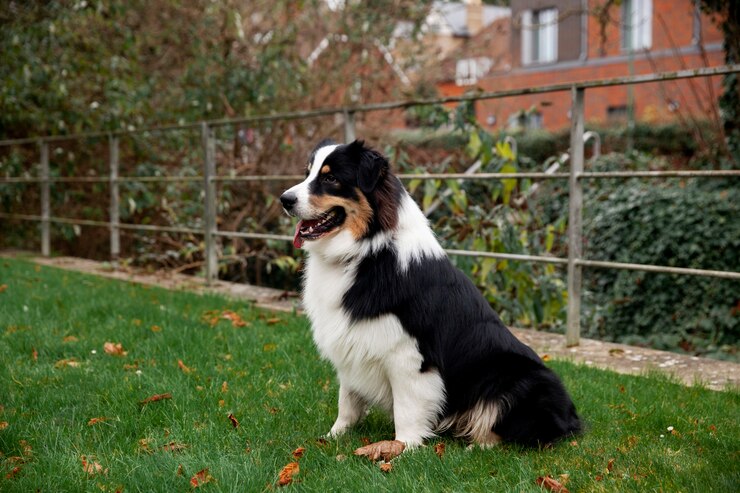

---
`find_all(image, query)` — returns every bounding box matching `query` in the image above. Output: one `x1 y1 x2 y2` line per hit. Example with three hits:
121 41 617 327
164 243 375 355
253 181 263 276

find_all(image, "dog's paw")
353 440 406 462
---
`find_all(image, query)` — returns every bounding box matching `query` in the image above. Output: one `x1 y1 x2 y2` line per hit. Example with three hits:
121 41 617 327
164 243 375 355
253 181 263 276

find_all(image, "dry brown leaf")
228 413 239 429
315 438 329 447
354 440 406 462
292 447 305 459
0 284 7 293
103 342 127 357
139 393 172 405
54 358 80 368
266 317 282 326
87 417 109 426
218 399 225 408
31 348 38 361
0 421 8 430
263 343 277 352
379 462 393 473
536 475 569 493
5 466 22 480
138 438 152 453
607 458 615 472
221 310 248 327
221 381 229 393
541 354 551 361
177 359 192 373
190 468 214 488
277 462 299 486
434 442 446 458
63 335 78 343
161 442 188 453
150 325 162 332
81 455 107 476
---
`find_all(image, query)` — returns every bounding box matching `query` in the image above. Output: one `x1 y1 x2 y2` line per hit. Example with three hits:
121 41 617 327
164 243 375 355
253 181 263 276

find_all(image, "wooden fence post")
343 110 356 142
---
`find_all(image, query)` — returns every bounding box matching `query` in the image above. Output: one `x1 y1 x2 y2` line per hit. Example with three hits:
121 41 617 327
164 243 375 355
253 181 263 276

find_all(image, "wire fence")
1 64 739 346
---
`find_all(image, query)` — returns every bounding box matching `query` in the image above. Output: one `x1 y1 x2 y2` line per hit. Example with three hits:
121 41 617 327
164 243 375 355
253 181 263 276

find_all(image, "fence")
1 65 739 346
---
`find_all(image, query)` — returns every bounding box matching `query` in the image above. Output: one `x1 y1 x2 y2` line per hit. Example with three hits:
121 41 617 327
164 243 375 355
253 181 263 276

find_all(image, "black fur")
342 247 581 447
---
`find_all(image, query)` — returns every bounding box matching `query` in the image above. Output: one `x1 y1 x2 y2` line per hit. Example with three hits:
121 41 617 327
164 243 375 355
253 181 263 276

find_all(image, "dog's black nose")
280 191 297 211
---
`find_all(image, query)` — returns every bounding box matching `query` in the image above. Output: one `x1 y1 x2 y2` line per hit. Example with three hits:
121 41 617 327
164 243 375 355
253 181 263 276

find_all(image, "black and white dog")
280 139 581 450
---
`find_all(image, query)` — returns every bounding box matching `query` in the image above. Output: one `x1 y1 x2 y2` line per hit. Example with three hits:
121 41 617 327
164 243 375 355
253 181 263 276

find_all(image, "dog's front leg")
388 365 445 448
328 381 368 438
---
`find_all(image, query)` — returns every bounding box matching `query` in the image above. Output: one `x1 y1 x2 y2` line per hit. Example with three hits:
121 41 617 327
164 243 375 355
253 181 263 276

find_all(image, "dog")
280 139 581 453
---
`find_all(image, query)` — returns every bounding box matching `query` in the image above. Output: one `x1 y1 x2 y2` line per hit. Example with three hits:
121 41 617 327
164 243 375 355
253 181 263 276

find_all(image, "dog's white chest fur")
303 256 423 412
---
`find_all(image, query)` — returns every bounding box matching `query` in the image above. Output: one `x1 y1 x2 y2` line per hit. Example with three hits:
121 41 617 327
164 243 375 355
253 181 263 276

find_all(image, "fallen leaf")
132 319 142 326
139 393 172 406
150 325 162 332
222 310 248 327
104 342 127 357
177 359 192 373
218 399 225 408
221 381 229 393
63 335 79 343
277 462 299 486
228 413 239 429
55 358 81 368
190 468 214 488
263 343 277 352
569 440 578 447
0 421 8 430
541 354 551 361
536 475 569 493
266 317 282 326
87 417 109 426
379 462 393 473
0 284 8 293
123 363 139 371
595 475 603 481
609 348 625 357
292 447 305 459
434 442 446 458
354 440 406 462
5 466 22 479
177 464 184 476
315 438 329 447
138 438 152 453
161 442 188 453
607 458 615 472
81 455 107 476
31 348 38 361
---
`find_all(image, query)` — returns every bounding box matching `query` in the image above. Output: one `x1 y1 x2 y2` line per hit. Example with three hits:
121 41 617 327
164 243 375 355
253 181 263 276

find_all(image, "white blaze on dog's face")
280 140 399 251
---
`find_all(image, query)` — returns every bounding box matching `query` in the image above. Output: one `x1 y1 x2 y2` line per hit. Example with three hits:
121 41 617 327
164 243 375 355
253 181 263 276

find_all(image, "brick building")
436 0 725 131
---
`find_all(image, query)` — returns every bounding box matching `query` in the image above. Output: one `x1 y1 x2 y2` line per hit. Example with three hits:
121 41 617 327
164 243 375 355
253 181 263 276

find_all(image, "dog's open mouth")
293 207 346 248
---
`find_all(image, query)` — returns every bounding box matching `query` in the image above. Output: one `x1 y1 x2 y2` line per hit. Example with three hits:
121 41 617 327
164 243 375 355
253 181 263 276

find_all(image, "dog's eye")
323 174 338 185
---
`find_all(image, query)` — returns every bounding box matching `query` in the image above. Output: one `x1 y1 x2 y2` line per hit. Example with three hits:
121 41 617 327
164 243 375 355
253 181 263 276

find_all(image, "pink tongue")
293 221 304 249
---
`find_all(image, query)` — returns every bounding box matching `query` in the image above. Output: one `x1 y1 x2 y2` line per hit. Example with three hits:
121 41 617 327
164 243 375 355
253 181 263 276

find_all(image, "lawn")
0 257 738 492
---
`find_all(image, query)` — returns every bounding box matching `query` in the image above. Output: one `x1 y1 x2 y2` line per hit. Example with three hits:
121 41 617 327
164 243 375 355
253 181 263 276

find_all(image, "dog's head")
280 139 402 250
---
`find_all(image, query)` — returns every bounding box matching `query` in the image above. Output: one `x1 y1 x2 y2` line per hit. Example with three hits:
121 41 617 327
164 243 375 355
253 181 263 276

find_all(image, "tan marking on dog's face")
321 165 331 174
308 190 373 240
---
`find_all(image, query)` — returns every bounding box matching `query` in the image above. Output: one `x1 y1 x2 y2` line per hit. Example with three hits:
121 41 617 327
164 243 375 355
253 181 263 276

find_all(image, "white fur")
284 144 339 219
302 190 447 447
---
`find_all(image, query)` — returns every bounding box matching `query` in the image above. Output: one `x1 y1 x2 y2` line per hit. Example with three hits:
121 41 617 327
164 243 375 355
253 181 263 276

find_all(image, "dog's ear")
348 140 388 194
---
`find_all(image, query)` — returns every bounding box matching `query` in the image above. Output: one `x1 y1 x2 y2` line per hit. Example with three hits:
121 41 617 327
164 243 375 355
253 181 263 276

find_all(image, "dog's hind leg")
328 384 368 438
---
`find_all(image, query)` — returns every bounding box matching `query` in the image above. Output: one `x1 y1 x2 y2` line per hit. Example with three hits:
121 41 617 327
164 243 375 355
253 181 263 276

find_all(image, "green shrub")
582 177 739 360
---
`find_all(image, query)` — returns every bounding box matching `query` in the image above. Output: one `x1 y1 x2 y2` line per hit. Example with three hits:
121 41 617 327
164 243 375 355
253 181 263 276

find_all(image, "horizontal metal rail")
575 259 740 280
1 64 738 147
3 169 738 185
6 211 736 280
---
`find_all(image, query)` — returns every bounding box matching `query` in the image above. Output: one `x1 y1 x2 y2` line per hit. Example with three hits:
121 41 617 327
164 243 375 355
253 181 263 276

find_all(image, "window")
507 110 543 131
455 57 493 86
621 0 652 51
607 105 628 123
521 8 558 65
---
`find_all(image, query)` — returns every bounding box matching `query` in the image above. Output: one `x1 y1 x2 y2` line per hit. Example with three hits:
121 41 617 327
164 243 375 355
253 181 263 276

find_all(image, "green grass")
0 257 738 492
